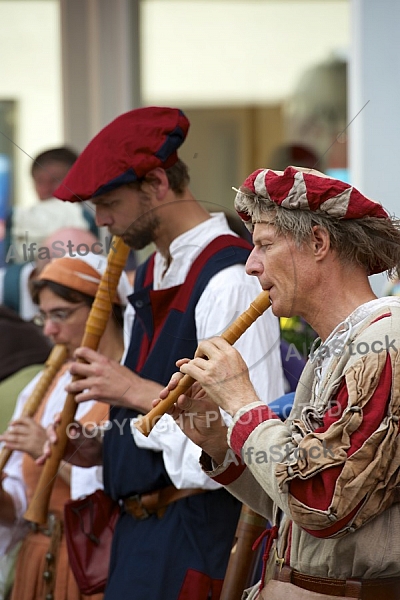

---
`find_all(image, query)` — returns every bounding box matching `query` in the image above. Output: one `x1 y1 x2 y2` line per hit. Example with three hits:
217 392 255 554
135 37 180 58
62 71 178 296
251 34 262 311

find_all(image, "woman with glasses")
0 253 130 600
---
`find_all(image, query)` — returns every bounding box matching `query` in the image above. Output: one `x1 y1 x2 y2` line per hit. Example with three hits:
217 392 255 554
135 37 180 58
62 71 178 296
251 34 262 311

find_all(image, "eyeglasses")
33 303 87 327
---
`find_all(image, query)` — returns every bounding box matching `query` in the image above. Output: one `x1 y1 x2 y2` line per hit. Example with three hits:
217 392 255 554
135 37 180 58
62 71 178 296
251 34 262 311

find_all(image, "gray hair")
235 187 400 278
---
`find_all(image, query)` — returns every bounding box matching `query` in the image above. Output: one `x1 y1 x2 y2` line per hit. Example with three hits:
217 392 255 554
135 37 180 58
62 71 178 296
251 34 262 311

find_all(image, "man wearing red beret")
53 107 285 599
164 166 400 599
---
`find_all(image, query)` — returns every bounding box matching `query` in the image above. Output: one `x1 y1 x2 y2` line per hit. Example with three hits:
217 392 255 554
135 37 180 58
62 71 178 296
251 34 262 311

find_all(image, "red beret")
235 166 389 222
54 107 190 202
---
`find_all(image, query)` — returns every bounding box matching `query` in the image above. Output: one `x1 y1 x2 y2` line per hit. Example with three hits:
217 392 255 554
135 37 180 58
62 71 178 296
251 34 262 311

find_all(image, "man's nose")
246 249 263 276
95 206 112 227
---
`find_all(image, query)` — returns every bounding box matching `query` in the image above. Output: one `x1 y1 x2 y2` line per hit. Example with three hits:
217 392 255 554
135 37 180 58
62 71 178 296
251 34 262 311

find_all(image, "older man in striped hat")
167 166 400 599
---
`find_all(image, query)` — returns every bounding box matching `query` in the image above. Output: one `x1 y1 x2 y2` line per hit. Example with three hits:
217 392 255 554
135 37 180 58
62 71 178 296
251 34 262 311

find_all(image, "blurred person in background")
4 146 98 266
0 227 103 321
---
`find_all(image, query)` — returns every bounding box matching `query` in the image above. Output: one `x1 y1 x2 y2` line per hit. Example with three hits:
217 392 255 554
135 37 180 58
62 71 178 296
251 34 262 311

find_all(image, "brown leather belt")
123 486 205 520
275 566 400 599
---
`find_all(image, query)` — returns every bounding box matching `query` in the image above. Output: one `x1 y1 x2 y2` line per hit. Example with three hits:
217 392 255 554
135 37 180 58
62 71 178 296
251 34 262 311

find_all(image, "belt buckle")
127 494 150 520
29 512 57 536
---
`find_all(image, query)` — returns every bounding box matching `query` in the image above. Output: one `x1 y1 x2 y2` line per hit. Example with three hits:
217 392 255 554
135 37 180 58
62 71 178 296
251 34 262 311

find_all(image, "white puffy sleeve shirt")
125 213 285 490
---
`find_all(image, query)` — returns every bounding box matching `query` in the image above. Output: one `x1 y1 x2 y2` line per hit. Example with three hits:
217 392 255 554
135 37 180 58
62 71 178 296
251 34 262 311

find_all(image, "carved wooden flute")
0 344 68 473
135 291 271 437
24 236 130 525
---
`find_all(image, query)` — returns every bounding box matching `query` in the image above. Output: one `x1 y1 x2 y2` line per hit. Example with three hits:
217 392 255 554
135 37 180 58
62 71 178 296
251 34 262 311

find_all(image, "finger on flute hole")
176 358 190 367
150 396 177 410
158 372 183 401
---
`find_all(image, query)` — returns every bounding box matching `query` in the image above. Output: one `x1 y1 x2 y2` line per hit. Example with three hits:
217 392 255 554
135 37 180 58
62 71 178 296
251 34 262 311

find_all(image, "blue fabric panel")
105 490 241 599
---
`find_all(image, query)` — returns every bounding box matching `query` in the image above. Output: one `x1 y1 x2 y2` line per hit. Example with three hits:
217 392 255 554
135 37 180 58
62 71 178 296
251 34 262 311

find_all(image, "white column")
60 0 141 150
349 0 400 293
349 0 400 214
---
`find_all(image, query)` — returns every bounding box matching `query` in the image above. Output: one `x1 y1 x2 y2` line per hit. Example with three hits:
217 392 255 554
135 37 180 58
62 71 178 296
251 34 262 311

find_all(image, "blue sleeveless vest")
103 235 251 600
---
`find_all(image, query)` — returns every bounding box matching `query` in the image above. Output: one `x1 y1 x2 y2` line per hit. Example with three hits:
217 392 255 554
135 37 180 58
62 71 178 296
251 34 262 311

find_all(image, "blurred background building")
0 0 398 292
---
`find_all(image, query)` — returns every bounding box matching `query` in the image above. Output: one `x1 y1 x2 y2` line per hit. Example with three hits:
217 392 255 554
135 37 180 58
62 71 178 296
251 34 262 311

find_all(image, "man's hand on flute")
36 413 103 468
66 347 163 413
157 337 261 465
157 366 231 465
180 337 260 415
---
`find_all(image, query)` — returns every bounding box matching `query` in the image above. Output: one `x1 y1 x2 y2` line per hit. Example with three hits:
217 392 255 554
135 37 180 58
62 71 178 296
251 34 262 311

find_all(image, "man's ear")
142 168 169 199
311 225 331 261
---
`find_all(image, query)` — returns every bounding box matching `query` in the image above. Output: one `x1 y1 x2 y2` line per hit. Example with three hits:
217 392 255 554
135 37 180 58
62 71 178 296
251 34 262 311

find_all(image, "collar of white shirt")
153 212 237 290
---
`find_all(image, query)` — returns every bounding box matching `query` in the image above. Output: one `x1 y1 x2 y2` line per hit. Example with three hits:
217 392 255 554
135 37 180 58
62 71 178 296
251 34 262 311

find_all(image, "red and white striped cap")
235 166 389 223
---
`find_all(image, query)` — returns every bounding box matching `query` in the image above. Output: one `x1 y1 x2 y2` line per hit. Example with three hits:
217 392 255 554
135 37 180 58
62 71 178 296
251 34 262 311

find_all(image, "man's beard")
118 212 161 250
